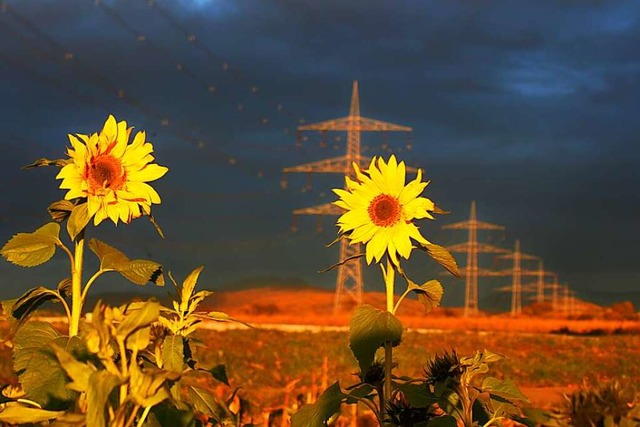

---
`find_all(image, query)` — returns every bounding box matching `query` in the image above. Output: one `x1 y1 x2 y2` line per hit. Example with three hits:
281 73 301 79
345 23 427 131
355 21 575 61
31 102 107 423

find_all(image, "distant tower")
443 201 507 316
494 240 539 315
282 81 412 313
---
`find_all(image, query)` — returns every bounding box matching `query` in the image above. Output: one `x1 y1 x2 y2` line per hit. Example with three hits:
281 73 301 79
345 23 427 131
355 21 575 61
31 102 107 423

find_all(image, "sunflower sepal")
418 243 460 278
67 203 91 241
47 200 75 223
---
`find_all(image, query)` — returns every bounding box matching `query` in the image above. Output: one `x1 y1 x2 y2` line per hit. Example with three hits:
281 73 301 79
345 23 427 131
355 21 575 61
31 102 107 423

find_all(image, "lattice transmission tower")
282 81 412 313
492 240 540 316
443 201 507 317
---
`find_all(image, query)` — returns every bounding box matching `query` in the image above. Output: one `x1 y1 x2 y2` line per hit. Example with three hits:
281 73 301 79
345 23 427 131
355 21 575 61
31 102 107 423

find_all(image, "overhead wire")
0 2 263 176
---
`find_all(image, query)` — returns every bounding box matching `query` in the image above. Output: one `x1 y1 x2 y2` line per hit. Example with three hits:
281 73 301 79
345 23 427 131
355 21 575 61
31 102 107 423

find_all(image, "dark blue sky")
1 0 639 307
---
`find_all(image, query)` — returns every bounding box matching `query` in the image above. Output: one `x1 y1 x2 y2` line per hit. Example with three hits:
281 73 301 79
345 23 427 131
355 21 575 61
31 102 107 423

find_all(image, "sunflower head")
424 349 462 386
56 115 168 226
333 155 436 265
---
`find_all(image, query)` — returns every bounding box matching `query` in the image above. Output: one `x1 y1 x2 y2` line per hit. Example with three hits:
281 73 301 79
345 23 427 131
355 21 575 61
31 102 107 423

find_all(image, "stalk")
69 230 85 337
383 258 395 421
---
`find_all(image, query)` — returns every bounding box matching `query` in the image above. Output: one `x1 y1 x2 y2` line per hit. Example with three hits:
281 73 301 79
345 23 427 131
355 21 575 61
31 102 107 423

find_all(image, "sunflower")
56 115 168 225
333 155 435 265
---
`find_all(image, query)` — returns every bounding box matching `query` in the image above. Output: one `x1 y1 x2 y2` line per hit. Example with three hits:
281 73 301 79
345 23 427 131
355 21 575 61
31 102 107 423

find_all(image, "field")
1 286 639 421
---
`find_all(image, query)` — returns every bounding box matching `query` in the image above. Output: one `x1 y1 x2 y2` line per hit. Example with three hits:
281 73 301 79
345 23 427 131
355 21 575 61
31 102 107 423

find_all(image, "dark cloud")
0 0 639 308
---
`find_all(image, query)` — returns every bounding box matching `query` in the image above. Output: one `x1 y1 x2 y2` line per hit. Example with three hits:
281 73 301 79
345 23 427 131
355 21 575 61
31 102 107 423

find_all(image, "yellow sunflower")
56 115 168 226
333 155 435 265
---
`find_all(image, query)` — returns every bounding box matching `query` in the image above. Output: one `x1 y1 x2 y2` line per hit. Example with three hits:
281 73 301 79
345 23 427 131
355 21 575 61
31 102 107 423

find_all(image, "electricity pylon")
546 273 561 311
492 240 540 316
521 260 556 304
282 81 412 313
443 201 507 317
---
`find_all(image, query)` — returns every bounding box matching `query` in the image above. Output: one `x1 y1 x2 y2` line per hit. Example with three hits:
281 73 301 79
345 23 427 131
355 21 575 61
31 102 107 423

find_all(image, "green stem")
383 258 395 421
81 269 110 302
43 289 71 324
482 416 504 427
136 406 152 427
392 288 411 315
69 230 85 337
118 338 129 405
351 396 383 426
125 405 140 427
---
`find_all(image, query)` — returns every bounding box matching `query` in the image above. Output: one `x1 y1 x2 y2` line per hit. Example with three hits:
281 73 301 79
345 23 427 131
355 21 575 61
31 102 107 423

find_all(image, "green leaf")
181 267 204 307
48 200 74 223
89 239 128 269
208 364 229 386
86 370 122 427
10 286 62 321
349 304 403 374
420 243 460 277
13 324 80 408
161 335 184 374
407 279 443 313
89 239 164 286
0 402 64 423
482 377 529 403
13 322 60 369
67 203 91 241
119 259 165 286
50 344 95 393
116 300 160 340
22 157 69 169
189 386 222 419
126 326 151 352
1 223 60 267
291 382 346 427
58 277 72 298
196 311 252 329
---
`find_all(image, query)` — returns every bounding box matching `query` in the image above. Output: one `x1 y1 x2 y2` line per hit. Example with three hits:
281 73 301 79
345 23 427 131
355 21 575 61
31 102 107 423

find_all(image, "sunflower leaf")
291 382 346 427
421 243 460 277
349 304 403 374
1 223 60 268
47 200 74 223
89 239 129 269
21 157 69 169
89 239 164 286
432 204 451 215
116 300 160 340
9 287 62 321
0 403 64 424
407 279 444 313
67 203 91 241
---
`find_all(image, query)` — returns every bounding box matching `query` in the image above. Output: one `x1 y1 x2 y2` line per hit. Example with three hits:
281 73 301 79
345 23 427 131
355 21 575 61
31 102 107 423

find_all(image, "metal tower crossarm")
298 116 412 132
442 201 507 317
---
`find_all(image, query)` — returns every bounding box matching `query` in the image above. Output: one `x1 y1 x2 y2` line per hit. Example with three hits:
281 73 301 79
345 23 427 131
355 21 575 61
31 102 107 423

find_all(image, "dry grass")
206 287 640 334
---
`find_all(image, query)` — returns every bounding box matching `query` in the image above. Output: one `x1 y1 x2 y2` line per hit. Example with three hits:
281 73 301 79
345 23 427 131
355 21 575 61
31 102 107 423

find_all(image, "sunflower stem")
69 230 85 337
383 258 395 420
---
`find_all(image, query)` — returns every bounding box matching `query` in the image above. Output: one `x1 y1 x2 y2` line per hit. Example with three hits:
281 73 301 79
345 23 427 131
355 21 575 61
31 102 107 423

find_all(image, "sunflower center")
87 154 126 192
368 194 401 227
